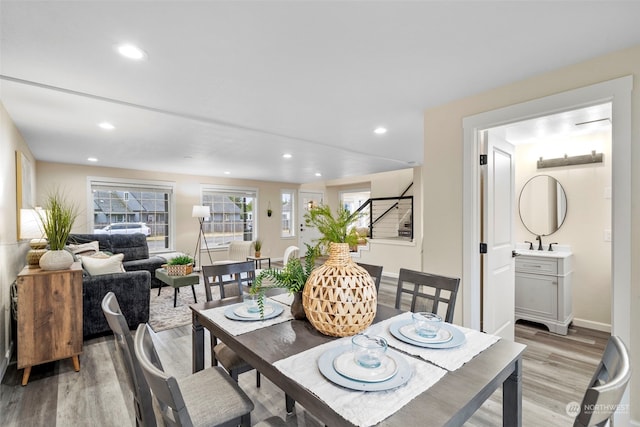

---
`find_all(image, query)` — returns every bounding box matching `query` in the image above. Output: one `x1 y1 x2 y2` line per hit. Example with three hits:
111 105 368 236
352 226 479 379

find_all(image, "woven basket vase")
303 242 377 337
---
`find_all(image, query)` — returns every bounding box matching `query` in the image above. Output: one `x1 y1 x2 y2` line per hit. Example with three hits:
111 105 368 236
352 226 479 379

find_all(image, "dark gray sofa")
68 233 166 338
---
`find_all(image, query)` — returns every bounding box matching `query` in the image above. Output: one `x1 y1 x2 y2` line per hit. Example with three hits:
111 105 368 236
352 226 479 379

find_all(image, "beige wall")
36 162 300 263
0 102 34 378
515 131 612 330
424 44 639 422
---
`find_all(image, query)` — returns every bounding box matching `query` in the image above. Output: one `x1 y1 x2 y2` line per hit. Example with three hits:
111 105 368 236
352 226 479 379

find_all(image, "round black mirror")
518 175 567 236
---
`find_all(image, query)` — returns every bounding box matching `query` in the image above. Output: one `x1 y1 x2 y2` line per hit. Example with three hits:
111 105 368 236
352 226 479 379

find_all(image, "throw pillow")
81 253 125 276
67 241 100 256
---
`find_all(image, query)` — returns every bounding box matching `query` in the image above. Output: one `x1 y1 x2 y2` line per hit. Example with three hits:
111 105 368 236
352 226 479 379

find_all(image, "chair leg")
191 285 197 303
240 412 251 427
256 371 261 388
286 394 295 414
157 284 162 296
173 289 178 307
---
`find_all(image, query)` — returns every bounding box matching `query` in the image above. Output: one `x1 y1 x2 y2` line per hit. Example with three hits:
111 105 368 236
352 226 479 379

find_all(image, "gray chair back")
134 324 191 427
394 268 460 322
574 336 631 427
101 292 157 427
356 262 383 292
202 261 255 301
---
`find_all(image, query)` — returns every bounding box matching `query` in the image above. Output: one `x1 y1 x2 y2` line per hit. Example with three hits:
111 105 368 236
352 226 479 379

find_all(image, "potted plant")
250 244 319 319
38 189 79 270
254 238 263 258
165 254 194 276
302 205 377 337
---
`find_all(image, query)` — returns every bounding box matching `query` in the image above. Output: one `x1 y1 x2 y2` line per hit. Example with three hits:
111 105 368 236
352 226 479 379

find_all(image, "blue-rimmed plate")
224 303 283 321
389 320 466 349
318 345 412 391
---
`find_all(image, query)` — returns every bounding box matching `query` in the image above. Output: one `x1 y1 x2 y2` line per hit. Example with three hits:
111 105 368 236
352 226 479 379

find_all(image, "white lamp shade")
20 208 45 240
192 205 210 219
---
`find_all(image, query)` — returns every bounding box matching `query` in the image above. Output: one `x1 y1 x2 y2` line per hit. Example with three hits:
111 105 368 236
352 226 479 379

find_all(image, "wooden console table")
17 262 83 385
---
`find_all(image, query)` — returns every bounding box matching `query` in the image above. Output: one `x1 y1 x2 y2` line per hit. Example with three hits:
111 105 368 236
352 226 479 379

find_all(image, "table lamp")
20 208 48 268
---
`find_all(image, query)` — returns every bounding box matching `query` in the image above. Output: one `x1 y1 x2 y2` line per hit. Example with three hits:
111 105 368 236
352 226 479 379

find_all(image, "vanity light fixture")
537 150 603 169
98 122 115 130
117 43 147 60
374 127 387 135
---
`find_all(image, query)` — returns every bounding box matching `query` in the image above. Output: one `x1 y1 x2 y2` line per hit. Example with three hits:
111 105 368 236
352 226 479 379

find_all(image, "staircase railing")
353 188 413 241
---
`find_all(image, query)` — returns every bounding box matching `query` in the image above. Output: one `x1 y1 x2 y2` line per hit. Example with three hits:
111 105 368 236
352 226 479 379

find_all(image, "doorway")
481 103 612 339
298 191 323 255
462 76 632 424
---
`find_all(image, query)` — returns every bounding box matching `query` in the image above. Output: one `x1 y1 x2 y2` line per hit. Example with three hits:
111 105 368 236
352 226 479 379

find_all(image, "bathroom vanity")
514 248 573 335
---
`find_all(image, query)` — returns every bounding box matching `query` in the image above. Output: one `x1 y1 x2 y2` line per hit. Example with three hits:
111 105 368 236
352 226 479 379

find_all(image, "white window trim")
200 184 259 247
87 176 177 251
281 188 296 238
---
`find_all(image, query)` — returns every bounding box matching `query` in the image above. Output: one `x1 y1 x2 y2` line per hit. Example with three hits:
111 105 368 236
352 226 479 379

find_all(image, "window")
340 190 371 229
90 179 174 253
202 187 256 247
281 189 295 238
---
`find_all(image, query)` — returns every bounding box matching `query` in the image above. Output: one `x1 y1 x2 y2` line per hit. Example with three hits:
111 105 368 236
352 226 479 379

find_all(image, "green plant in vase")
250 244 319 319
167 254 194 265
254 238 263 257
302 204 377 337
38 189 79 270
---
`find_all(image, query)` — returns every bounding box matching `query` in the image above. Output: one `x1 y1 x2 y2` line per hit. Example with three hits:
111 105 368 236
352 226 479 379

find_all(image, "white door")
298 191 323 255
482 131 516 340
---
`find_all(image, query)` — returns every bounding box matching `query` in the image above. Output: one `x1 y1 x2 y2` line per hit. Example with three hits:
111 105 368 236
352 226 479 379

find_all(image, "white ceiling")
2 1 639 184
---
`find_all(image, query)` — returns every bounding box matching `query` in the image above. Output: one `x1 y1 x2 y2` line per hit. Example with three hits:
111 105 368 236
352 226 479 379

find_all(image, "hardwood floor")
0 277 608 426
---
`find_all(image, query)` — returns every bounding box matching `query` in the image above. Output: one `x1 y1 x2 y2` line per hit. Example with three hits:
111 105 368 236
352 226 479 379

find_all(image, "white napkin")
199 301 293 336
273 336 446 427
368 312 500 371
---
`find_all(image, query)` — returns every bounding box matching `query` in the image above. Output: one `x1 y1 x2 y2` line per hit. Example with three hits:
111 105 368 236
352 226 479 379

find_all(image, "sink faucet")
524 240 533 250
536 235 543 251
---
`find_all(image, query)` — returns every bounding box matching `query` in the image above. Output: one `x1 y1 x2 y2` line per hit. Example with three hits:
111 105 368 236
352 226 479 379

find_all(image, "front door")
482 130 516 340
298 191 323 255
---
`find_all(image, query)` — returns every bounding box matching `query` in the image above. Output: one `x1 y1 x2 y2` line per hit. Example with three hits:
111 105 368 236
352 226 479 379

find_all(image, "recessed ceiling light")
98 122 115 130
116 43 147 60
315 172 322 177
282 153 292 159
87 157 98 162
374 127 387 135
224 171 231 175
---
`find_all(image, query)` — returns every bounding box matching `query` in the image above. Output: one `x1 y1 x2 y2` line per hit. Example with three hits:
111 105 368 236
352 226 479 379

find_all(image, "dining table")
191 296 525 427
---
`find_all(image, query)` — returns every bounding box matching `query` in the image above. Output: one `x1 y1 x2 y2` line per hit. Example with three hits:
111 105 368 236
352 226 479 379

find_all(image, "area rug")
149 279 219 332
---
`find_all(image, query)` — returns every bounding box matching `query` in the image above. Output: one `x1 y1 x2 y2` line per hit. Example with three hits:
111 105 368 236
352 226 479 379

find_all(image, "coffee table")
155 268 199 307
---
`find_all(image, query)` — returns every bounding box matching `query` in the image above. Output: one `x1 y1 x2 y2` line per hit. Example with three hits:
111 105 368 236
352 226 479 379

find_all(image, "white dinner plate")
332 351 398 383
318 345 412 392
224 303 283 321
398 324 453 344
234 304 275 318
389 320 466 349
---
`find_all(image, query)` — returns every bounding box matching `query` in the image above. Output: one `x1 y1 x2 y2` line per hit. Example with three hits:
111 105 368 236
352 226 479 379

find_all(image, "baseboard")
571 318 611 333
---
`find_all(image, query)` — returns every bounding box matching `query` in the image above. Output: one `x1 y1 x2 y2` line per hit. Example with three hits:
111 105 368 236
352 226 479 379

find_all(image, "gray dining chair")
574 335 631 427
356 262 383 292
134 323 254 427
394 268 460 322
101 292 156 427
202 261 260 387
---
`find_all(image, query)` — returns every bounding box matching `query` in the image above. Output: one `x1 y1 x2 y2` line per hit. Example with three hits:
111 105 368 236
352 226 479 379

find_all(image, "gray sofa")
68 233 166 338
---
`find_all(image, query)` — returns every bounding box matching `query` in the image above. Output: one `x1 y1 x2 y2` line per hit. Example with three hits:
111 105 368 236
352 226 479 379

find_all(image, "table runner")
273 336 447 427
268 293 294 306
199 301 293 336
368 312 500 371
